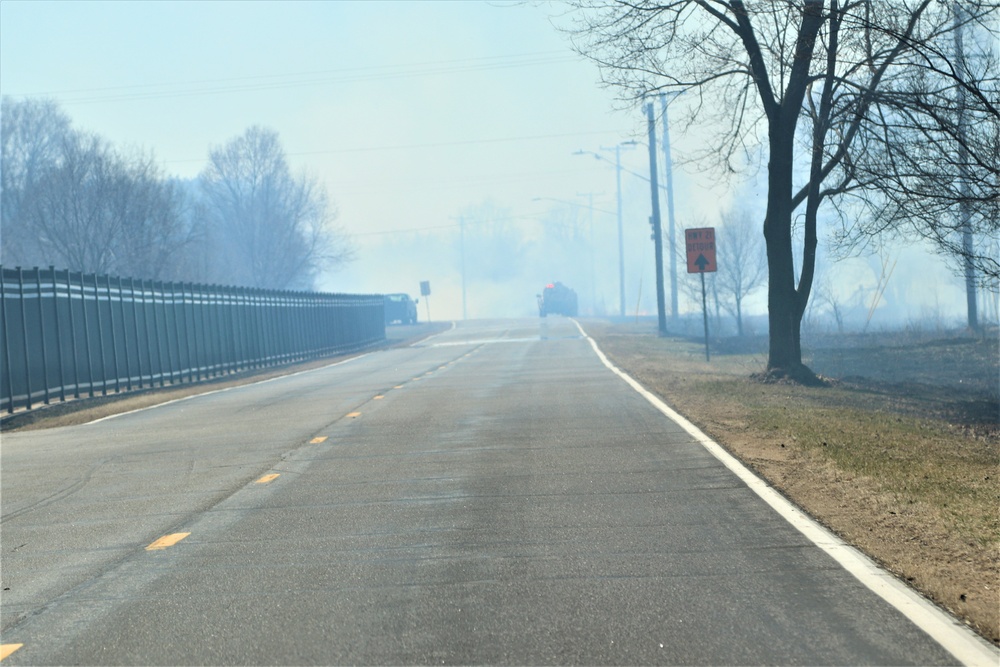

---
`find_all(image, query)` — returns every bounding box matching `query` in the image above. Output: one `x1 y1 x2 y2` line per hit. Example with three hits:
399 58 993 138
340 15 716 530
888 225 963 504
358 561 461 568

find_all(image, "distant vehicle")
384 293 418 325
537 282 578 317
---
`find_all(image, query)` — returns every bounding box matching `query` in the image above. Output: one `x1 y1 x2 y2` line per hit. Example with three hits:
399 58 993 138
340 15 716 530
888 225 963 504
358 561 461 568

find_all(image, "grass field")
582 320 999 645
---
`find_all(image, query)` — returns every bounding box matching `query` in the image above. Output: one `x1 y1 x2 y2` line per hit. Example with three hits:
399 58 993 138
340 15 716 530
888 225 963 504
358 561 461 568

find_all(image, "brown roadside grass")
582 319 999 646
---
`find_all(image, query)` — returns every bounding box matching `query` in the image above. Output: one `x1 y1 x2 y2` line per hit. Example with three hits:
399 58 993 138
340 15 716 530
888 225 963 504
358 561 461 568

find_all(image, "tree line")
1 98 352 290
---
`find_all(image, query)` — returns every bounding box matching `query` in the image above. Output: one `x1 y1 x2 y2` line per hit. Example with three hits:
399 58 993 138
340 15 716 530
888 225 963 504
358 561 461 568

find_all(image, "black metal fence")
1 266 385 414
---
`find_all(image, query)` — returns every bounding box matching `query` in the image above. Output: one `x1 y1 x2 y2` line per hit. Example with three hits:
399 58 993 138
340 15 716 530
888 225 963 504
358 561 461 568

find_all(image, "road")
0 318 971 664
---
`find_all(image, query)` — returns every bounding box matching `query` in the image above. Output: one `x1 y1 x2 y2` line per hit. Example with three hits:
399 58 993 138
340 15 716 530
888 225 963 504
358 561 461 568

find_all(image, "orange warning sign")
685 227 717 273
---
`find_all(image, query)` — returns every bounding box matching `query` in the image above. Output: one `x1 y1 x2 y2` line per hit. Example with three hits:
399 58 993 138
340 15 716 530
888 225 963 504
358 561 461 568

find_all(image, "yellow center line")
374 395 384 400
1 644 23 661
309 436 328 444
146 532 190 551
394 385 404 389
255 473 280 484
346 411 361 418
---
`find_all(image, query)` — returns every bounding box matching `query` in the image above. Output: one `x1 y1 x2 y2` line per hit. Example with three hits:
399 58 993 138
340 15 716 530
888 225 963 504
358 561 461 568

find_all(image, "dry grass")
582 319 999 645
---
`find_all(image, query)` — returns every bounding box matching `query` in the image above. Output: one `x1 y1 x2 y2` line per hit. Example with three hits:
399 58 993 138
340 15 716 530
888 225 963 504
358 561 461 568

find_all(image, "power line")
162 129 626 166
352 210 591 238
582 149 670 192
14 51 580 105
286 129 625 158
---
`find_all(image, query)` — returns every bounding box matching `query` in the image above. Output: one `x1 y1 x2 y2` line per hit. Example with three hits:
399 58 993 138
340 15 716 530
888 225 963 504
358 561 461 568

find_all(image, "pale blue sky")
0 2 663 218
3 1 702 301
1 1 975 321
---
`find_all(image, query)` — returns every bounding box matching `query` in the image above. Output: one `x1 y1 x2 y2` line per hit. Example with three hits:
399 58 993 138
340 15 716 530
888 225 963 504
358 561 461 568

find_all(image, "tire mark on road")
0 458 109 525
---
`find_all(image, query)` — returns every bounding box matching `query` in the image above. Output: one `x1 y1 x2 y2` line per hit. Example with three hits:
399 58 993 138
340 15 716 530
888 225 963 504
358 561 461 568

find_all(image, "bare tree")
3 98 190 279
567 1 999 381
1 96 72 266
716 208 768 336
25 132 122 273
18 131 187 278
828 7 1000 288
111 163 190 280
199 126 351 290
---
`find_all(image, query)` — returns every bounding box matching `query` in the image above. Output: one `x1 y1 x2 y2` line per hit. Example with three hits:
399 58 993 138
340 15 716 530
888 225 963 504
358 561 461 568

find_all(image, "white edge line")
574 320 998 667
84 352 372 426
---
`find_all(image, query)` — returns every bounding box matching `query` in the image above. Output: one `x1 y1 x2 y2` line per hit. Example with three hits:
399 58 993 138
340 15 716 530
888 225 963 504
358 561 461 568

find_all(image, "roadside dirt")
583 320 999 646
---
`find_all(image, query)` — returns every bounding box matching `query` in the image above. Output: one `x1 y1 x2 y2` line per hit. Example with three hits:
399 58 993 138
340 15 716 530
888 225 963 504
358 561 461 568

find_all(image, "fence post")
34 267 51 405
188 283 201 382
224 287 240 372
129 278 144 389
118 276 133 391
17 268 33 410
269 290 280 365
242 288 253 370
2 269 14 413
0 266 14 413
233 288 243 371
211 286 224 375
79 272 96 398
257 287 273 366
195 284 209 379
168 282 182 384
148 280 163 387
178 283 192 383
92 274 108 396
138 279 154 386
106 275 121 394
65 270 81 398
238 287 251 369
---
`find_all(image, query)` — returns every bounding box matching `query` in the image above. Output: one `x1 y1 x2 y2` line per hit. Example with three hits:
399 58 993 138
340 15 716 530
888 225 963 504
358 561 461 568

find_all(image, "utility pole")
587 192 596 314
954 2 978 331
660 93 679 321
646 102 668 337
615 144 626 318
459 216 468 320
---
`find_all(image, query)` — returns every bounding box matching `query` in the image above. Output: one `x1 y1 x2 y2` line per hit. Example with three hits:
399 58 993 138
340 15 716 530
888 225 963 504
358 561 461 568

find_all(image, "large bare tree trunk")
763 130 808 378
759 2 824 382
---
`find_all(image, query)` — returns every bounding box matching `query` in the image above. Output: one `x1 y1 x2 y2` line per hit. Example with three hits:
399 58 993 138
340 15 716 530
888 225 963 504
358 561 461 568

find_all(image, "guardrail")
1 266 385 414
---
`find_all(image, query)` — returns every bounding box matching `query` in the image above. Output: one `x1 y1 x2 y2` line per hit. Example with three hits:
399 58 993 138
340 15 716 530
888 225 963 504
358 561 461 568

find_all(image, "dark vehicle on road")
537 282 578 317
384 293 418 325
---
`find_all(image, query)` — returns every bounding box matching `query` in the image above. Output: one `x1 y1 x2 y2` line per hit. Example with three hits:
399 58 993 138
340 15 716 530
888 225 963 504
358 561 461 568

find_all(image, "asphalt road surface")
0 318 970 665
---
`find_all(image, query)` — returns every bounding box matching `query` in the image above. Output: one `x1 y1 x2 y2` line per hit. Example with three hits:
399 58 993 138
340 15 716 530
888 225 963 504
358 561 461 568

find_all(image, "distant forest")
1 97 353 290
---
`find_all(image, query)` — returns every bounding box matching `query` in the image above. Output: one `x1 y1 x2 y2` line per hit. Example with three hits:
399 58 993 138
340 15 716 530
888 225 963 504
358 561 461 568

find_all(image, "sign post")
419 280 431 323
685 227 717 361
